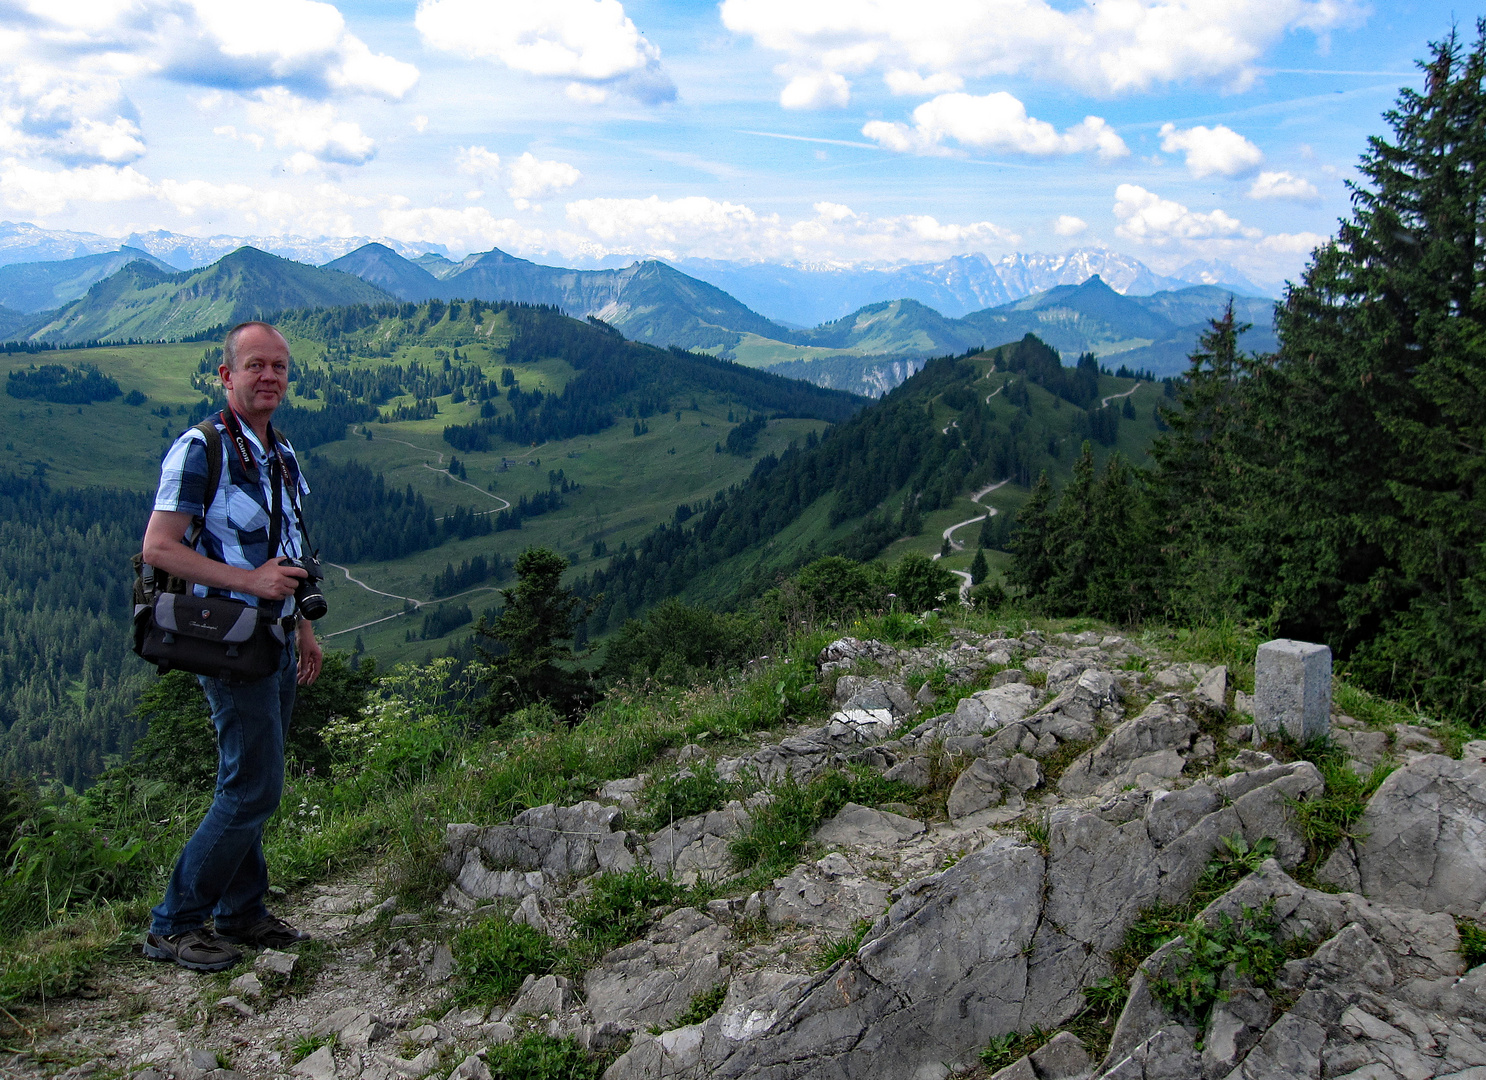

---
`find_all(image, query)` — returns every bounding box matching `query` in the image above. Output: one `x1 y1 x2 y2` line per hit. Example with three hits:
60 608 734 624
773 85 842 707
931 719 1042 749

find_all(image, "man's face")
219 326 290 424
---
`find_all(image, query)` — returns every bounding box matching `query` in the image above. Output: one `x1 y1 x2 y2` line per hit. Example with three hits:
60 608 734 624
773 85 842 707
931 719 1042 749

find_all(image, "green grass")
980 1026 1053 1072
670 982 728 1028
633 762 740 834
1146 902 1285 1021
567 866 683 961
729 768 919 878
814 918 874 970
485 1033 606 1080
1458 918 1486 970
452 914 562 1006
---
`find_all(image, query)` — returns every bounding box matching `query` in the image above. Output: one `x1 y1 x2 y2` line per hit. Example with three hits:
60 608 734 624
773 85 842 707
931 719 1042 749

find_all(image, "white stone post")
1253 639 1331 744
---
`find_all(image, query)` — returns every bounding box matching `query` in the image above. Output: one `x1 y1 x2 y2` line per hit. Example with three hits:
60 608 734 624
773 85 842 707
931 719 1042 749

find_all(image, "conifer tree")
969 548 989 586
1007 471 1056 599
1267 23 1486 714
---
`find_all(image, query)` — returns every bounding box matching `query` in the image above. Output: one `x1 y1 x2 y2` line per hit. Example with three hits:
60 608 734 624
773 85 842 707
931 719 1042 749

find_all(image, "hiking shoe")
143 929 242 972
216 913 311 949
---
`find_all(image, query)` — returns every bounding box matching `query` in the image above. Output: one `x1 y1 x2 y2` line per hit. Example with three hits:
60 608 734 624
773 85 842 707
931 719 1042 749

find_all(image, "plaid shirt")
154 416 311 617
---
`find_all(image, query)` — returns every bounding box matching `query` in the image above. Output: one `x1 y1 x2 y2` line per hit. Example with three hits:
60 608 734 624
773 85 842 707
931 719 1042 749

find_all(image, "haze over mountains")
0 220 1279 386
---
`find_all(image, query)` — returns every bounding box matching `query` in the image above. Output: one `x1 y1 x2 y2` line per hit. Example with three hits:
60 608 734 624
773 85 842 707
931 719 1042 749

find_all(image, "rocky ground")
6 626 1485 1080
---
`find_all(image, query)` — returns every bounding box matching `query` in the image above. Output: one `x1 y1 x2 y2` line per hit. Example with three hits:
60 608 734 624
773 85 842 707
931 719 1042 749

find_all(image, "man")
140 320 323 972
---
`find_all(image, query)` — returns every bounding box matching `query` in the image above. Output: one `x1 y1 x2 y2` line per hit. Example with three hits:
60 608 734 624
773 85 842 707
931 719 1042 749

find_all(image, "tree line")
1008 27 1486 723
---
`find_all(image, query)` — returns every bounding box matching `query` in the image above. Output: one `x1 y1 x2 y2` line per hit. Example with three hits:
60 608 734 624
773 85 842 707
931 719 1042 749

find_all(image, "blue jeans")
150 643 296 937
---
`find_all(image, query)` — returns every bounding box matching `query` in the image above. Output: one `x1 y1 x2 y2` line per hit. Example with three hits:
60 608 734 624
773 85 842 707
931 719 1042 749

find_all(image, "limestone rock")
947 755 1042 820
448 1056 492 1080
882 756 931 789
254 949 296 978
645 802 752 884
291 1047 336 1080
506 974 575 1019
814 803 925 848
939 683 1042 737
444 801 634 891
765 853 893 931
227 971 262 1000
1351 753 1486 918
1029 1030 1092 1078
1195 665 1227 711
1058 698 1197 796
584 908 730 1028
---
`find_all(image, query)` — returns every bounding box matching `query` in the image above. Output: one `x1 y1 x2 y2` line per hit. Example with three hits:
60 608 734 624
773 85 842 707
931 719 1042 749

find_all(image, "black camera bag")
132 416 290 682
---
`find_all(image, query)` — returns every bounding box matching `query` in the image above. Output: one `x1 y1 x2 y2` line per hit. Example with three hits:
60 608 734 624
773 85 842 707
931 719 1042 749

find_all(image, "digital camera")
279 555 328 621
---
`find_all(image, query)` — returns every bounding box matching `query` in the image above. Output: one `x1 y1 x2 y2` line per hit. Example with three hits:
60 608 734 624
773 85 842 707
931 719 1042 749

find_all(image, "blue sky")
0 0 1464 281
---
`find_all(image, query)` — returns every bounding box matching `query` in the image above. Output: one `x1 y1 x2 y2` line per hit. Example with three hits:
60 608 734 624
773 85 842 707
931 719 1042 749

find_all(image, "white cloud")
780 72 851 109
566 83 610 104
379 203 549 254
1158 123 1263 178
884 70 963 96
863 92 1126 160
1261 231 1328 254
561 194 1015 262
1113 184 1259 244
720 0 1362 101
244 88 375 167
456 146 503 182
1248 170 1320 201
412 115 429 133
1054 215 1087 237
416 0 675 104
506 152 581 205
0 161 155 216
0 1 415 170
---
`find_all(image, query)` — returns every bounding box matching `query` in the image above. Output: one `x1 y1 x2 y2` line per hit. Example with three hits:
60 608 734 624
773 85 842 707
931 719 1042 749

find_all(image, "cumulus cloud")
780 72 851 109
863 92 1126 160
1054 215 1087 237
456 146 503 182
0 162 155 216
1260 231 1329 254
1158 123 1263 178
244 88 375 167
0 1 415 170
720 0 1361 103
562 194 1015 262
506 152 581 207
416 0 675 104
884 70 964 96
1248 170 1320 201
1113 184 1259 244
379 203 549 254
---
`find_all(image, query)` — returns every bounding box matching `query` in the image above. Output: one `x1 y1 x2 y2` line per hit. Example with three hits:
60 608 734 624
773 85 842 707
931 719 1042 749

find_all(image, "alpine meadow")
0 16 1484 1080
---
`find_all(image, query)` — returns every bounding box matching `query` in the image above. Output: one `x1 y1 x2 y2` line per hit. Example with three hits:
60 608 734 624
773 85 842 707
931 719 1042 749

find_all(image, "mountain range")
22 248 392 344
5 242 1279 385
666 250 1275 325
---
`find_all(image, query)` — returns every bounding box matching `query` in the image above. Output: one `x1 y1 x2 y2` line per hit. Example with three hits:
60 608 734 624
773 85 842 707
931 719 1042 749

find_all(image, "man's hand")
297 621 323 686
244 557 308 601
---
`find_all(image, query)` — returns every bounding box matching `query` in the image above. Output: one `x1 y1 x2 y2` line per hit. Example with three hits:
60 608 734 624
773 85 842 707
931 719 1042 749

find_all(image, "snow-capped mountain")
665 248 1242 327
0 221 448 270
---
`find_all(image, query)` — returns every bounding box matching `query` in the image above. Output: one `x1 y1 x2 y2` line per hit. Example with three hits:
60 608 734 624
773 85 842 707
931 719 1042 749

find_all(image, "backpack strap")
186 417 223 548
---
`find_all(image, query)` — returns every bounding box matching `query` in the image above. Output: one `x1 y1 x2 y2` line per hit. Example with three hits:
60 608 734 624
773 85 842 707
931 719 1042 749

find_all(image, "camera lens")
296 585 328 621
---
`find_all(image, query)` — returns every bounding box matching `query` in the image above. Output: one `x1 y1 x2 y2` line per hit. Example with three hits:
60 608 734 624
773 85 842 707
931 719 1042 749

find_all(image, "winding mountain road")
932 479 1011 600
1100 381 1142 408
319 428 515 639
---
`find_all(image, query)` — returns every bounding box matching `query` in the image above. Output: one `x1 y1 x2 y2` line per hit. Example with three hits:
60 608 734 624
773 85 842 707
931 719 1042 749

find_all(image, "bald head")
222 321 288 371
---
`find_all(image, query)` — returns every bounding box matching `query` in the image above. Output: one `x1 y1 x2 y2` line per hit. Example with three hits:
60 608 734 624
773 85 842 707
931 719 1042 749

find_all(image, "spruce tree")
1269 23 1486 715
969 548 989 586
1007 471 1057 599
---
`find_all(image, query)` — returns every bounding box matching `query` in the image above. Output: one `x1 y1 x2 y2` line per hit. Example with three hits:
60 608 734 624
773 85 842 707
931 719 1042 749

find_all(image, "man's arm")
296 619 322 686
143 510 307 601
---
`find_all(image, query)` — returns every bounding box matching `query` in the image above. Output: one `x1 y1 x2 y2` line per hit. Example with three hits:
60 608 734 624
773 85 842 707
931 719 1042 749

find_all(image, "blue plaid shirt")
154 416 311 617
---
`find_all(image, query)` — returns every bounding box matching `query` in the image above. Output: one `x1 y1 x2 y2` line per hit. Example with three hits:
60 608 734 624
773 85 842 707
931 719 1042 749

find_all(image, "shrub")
891 553 957 612
1458 918 1486 970
599 599 764 686
793 556 884 619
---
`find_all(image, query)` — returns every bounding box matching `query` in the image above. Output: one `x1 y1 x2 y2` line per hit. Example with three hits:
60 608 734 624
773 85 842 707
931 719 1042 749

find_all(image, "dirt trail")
1100 381 1142 408
932 479 1011 600
318 429 513 639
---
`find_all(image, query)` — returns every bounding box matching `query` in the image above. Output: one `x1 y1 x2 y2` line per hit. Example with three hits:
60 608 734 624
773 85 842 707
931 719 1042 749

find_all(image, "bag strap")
186 418 224 548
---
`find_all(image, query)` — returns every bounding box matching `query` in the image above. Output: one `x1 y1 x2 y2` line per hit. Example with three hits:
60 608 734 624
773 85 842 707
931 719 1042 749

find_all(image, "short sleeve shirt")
154 415 311 617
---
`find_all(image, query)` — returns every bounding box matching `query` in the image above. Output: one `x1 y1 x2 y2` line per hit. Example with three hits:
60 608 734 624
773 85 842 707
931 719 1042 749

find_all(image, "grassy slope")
0 337 834 667
674 356 1168 610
